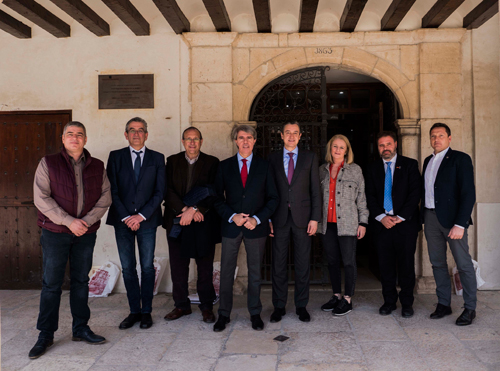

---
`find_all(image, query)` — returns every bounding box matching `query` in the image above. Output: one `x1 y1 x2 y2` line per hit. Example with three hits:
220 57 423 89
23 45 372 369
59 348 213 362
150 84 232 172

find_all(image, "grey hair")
231 124 257 141
125 117 148 133
63 121 87 137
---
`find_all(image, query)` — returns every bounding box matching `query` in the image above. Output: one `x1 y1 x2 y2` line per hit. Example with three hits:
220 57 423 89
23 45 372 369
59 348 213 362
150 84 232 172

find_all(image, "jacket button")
338 179 341 182
338 216 341 219
132 202 135 204
337 192 340 194
337 204 340 207
243 195 245 198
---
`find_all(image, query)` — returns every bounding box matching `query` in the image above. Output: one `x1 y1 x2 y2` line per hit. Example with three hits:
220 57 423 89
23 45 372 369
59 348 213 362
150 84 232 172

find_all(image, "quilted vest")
37 147 104 234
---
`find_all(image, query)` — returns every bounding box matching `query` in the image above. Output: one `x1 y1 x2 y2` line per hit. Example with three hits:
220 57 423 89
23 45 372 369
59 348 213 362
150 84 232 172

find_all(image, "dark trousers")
272 210 311 309
37 229 96 340
114 225 157 314
167 236 216 311
218 233 266 317
321 223 357 297
424 209 477 310
372 225 417 307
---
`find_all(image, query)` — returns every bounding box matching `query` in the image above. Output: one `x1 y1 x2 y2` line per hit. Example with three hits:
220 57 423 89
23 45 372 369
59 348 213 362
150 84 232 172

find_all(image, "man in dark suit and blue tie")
268 121 321 323
422 123 477 326
106 117 165 330
365 131 421 318
213 124 279 332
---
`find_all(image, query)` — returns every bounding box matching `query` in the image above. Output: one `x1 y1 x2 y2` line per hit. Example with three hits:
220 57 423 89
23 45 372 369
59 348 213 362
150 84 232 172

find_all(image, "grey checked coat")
317 162 369 236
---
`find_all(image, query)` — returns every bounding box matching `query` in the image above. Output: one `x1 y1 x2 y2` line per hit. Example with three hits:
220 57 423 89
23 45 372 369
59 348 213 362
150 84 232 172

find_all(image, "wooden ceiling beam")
49 0 109 36
299 0 320 32
422 0 466 28
101 0 149 36
381 0 418 31
252 0 271 33
152 0 189 34
202 0 230 31
2 0 70 37
0 8 31 38
340 0 369 32
463 0 498 29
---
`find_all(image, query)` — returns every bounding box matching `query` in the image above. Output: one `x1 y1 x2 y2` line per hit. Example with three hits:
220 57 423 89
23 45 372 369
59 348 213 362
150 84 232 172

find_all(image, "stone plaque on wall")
98 74 154 109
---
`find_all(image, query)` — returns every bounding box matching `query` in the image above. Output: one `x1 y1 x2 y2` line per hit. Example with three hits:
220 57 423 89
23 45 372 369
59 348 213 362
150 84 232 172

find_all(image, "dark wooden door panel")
0 111 70 289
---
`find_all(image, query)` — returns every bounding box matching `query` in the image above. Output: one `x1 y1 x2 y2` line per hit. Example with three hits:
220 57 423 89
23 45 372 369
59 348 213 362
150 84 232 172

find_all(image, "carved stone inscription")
98 74 154 109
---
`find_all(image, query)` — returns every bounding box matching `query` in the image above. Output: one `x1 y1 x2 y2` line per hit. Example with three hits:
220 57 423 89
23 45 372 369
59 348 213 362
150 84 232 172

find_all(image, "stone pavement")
1 287 500 371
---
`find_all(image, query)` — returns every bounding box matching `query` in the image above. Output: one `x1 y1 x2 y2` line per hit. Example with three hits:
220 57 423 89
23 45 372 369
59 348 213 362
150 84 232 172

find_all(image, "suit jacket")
421 148 475 229
214 153 279 239
162 152 221 257
106 147 165 229
365 155 421 235
268 149 321 228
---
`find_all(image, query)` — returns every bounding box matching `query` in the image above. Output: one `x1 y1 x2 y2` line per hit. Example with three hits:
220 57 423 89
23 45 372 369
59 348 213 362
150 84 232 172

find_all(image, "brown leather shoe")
202 310 216 323
164 307 192 321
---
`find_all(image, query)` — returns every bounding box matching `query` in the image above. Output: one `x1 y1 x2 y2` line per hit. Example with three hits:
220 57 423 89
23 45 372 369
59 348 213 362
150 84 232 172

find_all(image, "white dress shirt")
122 145 147 222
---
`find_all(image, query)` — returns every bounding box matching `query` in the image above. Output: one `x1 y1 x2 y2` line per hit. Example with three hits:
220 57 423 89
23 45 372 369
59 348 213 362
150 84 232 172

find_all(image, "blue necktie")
133 151 142 182
384 162 393 212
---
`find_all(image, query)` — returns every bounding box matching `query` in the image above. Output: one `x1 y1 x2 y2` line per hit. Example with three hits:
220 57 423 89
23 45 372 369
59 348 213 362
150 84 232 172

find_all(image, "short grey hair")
125 117 148 133
63 121 86 137
231 124 257 141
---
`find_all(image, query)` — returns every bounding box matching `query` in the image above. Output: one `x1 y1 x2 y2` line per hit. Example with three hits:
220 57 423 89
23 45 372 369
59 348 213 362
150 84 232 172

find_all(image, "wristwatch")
192 206 198 211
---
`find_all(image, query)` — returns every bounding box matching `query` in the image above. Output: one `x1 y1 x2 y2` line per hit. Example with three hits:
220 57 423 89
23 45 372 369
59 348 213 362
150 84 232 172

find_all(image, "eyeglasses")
183 138 200 143
128 129 146 135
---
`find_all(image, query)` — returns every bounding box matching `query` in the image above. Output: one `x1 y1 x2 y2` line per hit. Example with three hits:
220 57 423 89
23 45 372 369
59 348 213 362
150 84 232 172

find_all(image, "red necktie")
287 152 294 184
241 159 248 188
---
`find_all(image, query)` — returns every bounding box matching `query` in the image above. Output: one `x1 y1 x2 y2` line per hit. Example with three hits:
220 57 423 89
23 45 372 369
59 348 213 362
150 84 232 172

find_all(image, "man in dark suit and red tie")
106 117 165 330
268 121 321 323
213 124 278 332
365 131 421 318
422 123 477 326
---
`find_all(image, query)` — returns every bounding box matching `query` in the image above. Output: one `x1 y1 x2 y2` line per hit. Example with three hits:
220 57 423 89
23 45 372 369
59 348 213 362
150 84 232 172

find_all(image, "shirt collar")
284 146 299 157
237 152 253 163
185 152 200 165
383 153 397 165
70 152 86 165
129 145 146 155
432 146 450 159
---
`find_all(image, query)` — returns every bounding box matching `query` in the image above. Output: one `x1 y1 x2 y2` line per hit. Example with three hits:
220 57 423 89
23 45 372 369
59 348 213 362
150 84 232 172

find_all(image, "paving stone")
281 309 351 333
215 354 277 371
177 319 230 340
157 338 223 370
0 328 40 370
1 328 20 345
279 363 368 370
22 354 96 371
1 304 39 330
96 332 176 366
280 332 363 364
0 290 40 309
224 329 279 354
464 340 500 364
90 366 154 371
349 308 407 341
360 341 429 370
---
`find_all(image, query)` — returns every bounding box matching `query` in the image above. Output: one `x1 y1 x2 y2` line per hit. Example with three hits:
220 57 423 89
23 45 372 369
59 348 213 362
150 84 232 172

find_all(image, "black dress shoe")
270 307 286 323
140 313 153 329
251 314 264 331
402 306 414 318
28 338 54 359
296 307 311 322
119 313 142 329
430 303 452 319
379 303 397 316
213 315 230 332
72 328 106 344
456 308 476 326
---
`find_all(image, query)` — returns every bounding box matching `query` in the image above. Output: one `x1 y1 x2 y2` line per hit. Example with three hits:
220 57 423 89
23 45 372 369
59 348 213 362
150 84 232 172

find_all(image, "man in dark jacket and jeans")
30 121 111 359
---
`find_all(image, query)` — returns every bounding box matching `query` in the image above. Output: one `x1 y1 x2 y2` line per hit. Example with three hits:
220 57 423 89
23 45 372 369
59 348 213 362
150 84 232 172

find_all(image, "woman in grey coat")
317 134 369 316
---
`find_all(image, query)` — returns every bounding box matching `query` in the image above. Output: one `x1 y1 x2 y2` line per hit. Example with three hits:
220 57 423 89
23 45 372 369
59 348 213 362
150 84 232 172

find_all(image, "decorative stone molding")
416 276 437 295
396 119 420 161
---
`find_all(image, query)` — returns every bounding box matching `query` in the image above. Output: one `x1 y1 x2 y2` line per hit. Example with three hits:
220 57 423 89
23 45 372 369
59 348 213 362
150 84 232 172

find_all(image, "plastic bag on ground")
89 261 120 297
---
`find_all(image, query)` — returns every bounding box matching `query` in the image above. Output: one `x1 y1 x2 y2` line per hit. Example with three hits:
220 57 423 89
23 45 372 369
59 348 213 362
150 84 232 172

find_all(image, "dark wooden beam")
381 0 418 31
152 0 189 34
50 0 109 36
463 0 498 29
0 9 31 38
422 0 466 28
252 0 271 33
101 0 149 36
299 0 320 32
340 0 369 32
2 0 70 37
202 0 230 31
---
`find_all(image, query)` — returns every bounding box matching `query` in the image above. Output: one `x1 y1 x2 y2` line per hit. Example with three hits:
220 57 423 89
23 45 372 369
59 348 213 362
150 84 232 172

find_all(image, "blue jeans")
37 229 96 340
114 225 157 314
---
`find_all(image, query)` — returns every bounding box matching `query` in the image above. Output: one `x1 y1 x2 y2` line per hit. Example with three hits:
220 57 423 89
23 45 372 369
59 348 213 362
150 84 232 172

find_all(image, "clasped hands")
232 213 257 230
381 215 403 229
177 206 204 226
124 214 145 231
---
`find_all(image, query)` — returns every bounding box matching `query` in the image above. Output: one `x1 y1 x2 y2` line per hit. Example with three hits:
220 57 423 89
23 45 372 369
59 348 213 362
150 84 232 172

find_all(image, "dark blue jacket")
421 148 475 229
106 147 165 229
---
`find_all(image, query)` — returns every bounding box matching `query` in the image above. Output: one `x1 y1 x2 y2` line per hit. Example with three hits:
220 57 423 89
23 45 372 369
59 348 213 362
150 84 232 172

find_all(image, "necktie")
241 159 248 188
133 151 142 182
384 161 393 212
287 152 294 184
